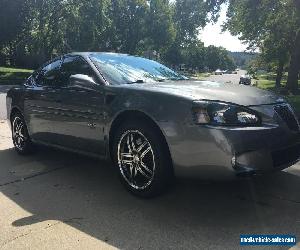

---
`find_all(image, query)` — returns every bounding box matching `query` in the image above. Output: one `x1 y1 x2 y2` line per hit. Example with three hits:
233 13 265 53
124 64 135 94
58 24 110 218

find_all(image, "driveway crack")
0 135 11 139
0 166 69 187
0 230 34 247
1 218 84 247
262 192 300 204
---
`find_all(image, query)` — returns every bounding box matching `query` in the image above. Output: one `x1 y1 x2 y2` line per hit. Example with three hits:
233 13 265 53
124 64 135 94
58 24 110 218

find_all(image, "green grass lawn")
0 67 33 85
196 72 212 79
255 73 300 114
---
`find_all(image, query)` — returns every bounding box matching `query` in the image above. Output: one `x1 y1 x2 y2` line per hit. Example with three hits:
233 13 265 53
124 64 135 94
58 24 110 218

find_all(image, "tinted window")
60 56 95 84
36 59 62 86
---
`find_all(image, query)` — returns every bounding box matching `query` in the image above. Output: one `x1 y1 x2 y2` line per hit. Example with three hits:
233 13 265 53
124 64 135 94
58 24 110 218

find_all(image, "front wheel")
11 113 34 155
112 120 173 197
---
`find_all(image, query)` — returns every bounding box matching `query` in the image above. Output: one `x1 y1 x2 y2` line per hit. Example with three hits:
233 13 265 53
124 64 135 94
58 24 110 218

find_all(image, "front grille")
274 104 299 131
272 144 300 168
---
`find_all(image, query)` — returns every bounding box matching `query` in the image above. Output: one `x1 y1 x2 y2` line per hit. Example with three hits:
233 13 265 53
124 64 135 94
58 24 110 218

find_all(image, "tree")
0 0 28 64
286 27 300 92
0 0 240 71
223 0 300 92
146 0 175 52
64 0 111 51
162 0 216 66
260 35 289 89
183 41 206 71
173 0 208 44
205 45 236 71
0 0 25 47
108 0 149 54
14 0 72 65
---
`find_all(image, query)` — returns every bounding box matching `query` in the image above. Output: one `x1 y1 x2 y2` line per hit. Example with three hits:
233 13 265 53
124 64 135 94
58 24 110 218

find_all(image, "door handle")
88 123 97 129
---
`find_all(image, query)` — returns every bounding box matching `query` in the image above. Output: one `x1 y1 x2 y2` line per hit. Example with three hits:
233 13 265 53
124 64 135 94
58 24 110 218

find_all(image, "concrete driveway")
0 85 13 120
1 85 300 249
1 121 300 250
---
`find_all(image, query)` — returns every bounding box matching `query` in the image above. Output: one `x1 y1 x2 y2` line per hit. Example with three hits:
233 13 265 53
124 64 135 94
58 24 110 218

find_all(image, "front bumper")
161 104 300 177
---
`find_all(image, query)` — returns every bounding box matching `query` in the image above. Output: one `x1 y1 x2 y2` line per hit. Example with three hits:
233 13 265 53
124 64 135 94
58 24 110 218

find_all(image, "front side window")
35 59 62 86
89 53 187 85
60 56 96 85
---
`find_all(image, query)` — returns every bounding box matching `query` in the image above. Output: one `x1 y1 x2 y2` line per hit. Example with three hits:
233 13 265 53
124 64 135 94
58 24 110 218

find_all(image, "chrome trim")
117 130 155 190
12 116 27 150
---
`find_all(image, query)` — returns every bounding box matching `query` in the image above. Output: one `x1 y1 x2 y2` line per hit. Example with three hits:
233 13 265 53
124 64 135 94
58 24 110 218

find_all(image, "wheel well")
109 110 172 162
10 107 22 122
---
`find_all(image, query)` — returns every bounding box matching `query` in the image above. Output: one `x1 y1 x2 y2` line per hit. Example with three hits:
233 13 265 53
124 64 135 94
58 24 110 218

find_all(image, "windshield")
90 53 187 85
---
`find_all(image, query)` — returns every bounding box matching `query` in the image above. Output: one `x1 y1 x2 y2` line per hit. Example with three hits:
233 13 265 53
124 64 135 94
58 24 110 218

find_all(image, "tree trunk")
287 30 300 93
294 0 300 10
275 60 284 89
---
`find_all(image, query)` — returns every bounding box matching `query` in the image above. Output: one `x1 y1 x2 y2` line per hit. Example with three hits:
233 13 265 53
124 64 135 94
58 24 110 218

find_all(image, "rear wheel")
112 120 173 197
11 113 34 155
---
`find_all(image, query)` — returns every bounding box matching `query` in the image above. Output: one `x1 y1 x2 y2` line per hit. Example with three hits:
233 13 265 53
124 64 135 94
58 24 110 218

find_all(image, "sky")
199 5 248 52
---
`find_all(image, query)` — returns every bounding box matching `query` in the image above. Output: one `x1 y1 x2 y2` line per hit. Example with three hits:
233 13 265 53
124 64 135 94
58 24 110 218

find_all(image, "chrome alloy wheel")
12 116 27 150
117 130 155 190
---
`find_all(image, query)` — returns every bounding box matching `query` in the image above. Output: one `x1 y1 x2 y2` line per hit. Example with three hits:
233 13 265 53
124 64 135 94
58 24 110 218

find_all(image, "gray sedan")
6 52 300 197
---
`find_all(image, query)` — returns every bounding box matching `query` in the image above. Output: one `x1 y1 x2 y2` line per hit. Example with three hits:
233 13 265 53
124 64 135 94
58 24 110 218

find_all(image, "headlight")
192 101 261 126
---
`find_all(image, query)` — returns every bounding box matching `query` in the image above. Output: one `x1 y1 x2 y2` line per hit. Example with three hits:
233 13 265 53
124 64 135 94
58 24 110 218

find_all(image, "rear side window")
35 59 62 86
60 56 96 84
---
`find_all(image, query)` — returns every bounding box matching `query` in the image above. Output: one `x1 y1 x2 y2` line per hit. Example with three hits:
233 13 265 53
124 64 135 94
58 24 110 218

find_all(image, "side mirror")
69 74 97 86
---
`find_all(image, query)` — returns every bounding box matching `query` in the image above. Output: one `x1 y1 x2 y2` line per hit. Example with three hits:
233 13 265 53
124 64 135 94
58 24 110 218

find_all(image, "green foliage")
182 41 207 70
0 0 26 47
0 0 238 72
146 0 176 51
224 0 300 91
0 67 32 73
173 0 207 43
205 45 236 71
229 52 257 69
108 0 149 53
162 42 236 71
256 73 300 113
0 67 33 85
64 0 112 51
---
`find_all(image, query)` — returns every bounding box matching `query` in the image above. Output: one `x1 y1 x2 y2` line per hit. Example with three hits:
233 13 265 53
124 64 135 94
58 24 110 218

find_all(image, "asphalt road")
1 84 300 249
206 70 247 84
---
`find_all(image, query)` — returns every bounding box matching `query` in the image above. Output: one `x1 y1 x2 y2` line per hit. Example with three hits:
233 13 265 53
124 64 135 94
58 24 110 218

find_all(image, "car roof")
40 52 143 70
65 52 129 58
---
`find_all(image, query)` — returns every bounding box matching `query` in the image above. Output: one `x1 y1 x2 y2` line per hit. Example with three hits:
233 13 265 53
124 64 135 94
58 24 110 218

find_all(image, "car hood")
123 80 284 106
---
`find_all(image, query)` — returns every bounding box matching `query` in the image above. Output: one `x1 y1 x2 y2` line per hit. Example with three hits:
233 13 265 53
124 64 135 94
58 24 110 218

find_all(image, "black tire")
112 120 174 198
11 112 34 155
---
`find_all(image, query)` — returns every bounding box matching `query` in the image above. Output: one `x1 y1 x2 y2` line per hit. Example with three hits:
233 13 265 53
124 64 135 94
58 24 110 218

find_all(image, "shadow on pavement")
0 146 300 249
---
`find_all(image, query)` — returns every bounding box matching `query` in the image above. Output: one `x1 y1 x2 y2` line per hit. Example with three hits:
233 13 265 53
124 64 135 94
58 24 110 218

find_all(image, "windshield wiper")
127 80 145 84
153 78 166 82
169 77 189 81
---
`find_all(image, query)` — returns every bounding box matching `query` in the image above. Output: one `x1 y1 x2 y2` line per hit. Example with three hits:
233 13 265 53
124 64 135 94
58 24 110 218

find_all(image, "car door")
49 55 106 155
24 58 64 144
